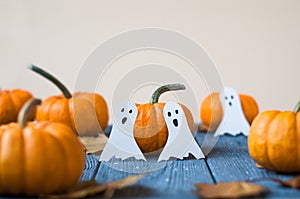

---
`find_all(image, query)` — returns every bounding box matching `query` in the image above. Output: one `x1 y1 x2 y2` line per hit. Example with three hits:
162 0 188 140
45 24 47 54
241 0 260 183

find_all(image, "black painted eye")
121 108 125 112
231 95 234 99
129 109 133 114
175 110 179 114
225 96 228 100
168 112 171 117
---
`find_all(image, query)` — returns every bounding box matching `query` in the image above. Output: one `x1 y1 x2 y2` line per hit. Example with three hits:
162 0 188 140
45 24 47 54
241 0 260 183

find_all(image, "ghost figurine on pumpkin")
100 99 205 162
100 100 146 161
157 102 205 162
214 87 250 137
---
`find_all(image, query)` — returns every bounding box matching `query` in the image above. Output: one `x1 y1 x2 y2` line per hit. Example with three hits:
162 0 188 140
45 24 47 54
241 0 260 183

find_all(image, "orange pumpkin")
134 84 194 153
29 65 109 137
248 102 300 172
0 98 85 195
200 92 259 131
0 89 34 124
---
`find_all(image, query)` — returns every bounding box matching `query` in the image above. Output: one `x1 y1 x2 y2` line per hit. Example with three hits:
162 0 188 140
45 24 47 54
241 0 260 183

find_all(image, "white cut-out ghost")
157 102 205 162
99 101 146 161
214 87 250 137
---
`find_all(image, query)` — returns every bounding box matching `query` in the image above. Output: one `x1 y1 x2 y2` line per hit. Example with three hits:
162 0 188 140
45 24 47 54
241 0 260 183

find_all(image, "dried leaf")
104 174 145 198
279 176 300 189
197 124 209 132
79 134 108 154
46 174 144 199
255 163 264 169
195 181 267 199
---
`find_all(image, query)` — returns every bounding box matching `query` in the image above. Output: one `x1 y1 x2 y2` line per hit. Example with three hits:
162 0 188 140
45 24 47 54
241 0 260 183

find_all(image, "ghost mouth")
122 117 127 124
173 119 178 127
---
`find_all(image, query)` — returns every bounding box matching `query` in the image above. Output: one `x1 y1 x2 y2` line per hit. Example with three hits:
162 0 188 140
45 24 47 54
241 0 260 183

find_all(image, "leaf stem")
29 64 72 99
293 101 300 113
150 84 185 104
18 98 41 128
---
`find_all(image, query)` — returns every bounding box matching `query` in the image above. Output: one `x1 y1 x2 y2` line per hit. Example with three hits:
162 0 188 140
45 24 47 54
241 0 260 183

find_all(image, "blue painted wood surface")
0 127 299 198
87 128 300 198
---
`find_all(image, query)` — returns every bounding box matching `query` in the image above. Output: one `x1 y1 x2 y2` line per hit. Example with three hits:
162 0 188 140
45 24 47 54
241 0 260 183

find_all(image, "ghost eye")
231 95 234 99
168 112 171 117
225 96 228 100
175 110 179 114
129 109 133 114
121 108 125 112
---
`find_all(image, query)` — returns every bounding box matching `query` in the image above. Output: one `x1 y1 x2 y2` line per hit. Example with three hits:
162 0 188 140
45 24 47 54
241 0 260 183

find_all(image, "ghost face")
114 101 138 133
220 87 240 109
163 102 183 131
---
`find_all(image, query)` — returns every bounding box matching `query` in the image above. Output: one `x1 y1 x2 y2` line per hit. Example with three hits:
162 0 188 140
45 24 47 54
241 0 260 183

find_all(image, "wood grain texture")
95 159 213 198
203 133 300 198
80 154 100 181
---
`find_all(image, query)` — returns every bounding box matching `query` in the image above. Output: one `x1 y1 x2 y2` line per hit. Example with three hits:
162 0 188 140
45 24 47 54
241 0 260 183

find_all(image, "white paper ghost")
157 102 205 162
99 101 146 161
214 87 250 137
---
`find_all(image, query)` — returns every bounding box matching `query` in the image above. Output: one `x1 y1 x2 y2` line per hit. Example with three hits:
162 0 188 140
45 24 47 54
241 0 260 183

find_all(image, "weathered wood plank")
203 133 300 198
95 158 213 198
80 154 100 181
92 129 213 198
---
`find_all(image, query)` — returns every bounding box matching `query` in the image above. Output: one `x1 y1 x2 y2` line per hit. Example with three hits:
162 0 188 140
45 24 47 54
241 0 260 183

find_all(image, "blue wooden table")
0 127 298 199
80 127 300 198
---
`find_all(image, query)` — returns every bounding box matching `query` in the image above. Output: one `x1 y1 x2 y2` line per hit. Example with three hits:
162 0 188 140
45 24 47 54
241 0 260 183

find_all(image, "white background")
1 0 299 123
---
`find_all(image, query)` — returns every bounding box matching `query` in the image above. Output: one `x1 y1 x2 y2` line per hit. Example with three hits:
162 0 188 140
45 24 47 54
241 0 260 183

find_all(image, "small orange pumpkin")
0 89 34 124
248 102 300 173
134 84 194 153
0 98 85 195
29 65 109 137
200 93 259 131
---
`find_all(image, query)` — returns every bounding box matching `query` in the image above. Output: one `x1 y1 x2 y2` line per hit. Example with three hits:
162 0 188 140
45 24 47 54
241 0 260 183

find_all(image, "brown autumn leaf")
279 175 300 189
79 134 108 154
255 163 264 169
197 123 209 132
195 181 267 199
46 174 144 199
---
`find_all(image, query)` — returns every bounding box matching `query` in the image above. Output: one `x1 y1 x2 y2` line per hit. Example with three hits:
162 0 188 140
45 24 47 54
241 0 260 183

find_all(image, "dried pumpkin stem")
18 98 41 128
29 65 72 99
150 83 186 104
293 101 300 113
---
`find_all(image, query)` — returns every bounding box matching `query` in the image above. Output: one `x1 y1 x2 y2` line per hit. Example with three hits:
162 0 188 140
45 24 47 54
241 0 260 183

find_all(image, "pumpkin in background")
0 98 85 195
0 89 34 124
29 65 109 137
248 102 300 173
200 92 259 131
134 84 194 153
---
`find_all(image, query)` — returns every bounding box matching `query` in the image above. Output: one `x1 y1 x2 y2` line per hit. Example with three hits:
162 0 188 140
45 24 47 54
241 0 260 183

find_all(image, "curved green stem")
293 101 300 113
29 64 72 99
150 83 186 104
18 98 41 128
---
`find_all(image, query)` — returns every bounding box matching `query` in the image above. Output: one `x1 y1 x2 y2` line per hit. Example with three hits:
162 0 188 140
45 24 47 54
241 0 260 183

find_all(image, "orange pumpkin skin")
0 89 34 124
0 121 85 195
248 111 300 173
36 92 109 137
134 103 194 153
200 93 259 131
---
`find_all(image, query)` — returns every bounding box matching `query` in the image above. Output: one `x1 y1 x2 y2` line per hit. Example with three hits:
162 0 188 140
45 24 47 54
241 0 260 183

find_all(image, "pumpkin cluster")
0 65 111 196
1 61 298 198
0 98 85 195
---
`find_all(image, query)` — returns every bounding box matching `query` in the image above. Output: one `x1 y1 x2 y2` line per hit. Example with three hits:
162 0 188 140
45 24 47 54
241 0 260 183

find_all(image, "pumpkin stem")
293 101 300 113
150 84 186 104
29 65 72 99
18 98 41 128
